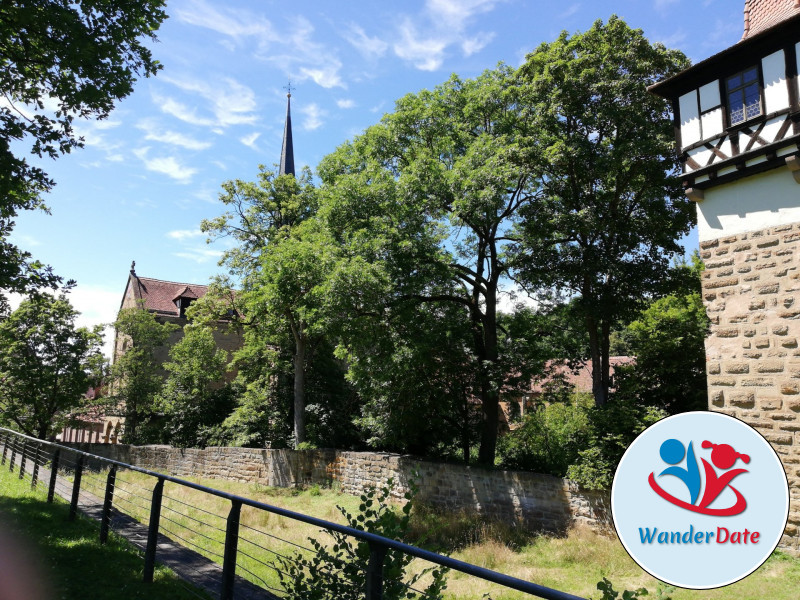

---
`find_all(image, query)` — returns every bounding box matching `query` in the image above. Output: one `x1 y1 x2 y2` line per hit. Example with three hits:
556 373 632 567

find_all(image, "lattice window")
727 66 762 126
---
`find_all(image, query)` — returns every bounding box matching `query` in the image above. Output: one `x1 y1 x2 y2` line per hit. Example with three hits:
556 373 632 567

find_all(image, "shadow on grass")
0 476 209 600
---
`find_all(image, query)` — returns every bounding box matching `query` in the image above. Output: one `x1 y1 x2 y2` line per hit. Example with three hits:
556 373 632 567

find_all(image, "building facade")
650 0 800 553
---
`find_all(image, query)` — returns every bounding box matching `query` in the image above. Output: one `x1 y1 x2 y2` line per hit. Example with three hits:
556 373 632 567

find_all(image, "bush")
278 479 448 600
496 394 591 477
567 400 667 490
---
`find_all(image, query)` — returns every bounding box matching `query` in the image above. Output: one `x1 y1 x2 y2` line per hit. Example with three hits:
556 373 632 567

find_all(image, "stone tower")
650 0 800 553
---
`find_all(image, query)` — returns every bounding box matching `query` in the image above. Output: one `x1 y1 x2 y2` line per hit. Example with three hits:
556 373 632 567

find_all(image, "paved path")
5 444 278 600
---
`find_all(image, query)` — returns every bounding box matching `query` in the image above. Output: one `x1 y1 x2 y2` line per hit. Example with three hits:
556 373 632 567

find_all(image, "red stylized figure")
697 440 749 513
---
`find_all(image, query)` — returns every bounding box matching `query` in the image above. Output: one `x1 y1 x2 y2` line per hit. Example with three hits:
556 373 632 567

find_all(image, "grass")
70 466 800 600
0 467 208 600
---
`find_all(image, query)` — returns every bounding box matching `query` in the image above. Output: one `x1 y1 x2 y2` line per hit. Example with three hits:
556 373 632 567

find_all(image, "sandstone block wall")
66 443 609 534
701 222 800 554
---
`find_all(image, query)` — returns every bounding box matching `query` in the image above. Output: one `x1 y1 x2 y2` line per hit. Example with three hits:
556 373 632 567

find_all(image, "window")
726 67 761 126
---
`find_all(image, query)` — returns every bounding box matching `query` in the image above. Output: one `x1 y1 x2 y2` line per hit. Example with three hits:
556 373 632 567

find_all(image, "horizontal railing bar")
0 427 586 600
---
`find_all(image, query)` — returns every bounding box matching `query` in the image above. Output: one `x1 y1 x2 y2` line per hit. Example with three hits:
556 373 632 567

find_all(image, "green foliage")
278 479 448 600
110 306 178 444
155 325 234 448
497 393 592 476
514 16 693 406
595 578 674 600
0 0 167 308
0 292 104 439
568 400 667 490
614 254 709 414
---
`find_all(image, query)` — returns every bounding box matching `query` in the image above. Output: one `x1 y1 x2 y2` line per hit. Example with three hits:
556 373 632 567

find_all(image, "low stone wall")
66 443 609 534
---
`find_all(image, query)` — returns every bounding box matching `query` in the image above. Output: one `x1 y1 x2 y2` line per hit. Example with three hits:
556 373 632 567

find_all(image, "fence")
0 427 588 600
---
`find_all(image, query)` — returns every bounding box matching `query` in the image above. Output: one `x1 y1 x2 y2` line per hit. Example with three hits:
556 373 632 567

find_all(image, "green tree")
614 255 709 414
319 65 542 465
110 305 177 444
514 17 693 407
156 324 233 448
0 0 167 308
202 168 328 448
0 292 104 439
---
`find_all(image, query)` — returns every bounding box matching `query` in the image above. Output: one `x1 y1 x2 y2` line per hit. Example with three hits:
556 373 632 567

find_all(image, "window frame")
725 65 764 127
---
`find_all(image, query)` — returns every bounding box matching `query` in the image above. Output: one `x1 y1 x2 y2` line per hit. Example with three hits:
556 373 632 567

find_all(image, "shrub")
278 479 448 600
497 395 591 476
567 400 667 490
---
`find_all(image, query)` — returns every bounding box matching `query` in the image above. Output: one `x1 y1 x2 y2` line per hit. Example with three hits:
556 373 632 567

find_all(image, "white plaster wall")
699 80 720 112
796 43 800 99
679 90 701 148
698 167 800 241
762 50 789 114
701 107 724 139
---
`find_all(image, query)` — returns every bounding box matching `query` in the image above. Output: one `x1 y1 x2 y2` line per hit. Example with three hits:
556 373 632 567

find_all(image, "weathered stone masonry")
68 443 610 535
701 222 800 554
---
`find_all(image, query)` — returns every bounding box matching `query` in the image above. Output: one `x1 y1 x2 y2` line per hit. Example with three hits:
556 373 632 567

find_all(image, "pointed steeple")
279 85 295 176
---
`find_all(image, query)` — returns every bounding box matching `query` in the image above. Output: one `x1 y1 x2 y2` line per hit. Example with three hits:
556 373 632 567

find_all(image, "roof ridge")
136 275 210 287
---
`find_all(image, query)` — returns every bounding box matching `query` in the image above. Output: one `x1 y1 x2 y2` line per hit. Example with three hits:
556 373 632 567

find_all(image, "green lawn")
4 461 800 600
0 467 208 600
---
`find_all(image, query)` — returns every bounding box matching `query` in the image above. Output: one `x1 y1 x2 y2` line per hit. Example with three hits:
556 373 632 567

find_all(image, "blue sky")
9 0 744 354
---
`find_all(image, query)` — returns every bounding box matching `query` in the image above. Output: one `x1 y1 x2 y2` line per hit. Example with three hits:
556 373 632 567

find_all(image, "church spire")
279 83 295 176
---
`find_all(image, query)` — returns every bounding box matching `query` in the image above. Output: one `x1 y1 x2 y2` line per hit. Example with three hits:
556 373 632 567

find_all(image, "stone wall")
701 222 800 554
66 443 609 534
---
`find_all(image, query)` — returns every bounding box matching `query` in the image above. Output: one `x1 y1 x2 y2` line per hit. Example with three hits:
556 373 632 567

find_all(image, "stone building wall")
67 443 609 534
701 222 800 554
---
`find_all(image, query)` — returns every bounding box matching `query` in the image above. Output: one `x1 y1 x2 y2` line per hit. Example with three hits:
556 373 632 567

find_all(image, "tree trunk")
477 285 500 465
293 334 306 448
587 315 608 407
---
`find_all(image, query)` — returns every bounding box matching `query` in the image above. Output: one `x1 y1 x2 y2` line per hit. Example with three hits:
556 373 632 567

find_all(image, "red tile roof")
131 276 209 317
742 0 800 39
529 357 634 395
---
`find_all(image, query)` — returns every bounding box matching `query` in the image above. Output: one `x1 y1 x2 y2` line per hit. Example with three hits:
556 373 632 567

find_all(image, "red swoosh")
648 472 747 516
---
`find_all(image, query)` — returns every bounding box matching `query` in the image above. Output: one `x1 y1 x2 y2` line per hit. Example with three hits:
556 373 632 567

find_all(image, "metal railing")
0 427 587 600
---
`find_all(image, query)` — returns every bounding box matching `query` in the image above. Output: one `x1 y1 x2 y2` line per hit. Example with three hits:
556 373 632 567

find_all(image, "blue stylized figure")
658 439 701 505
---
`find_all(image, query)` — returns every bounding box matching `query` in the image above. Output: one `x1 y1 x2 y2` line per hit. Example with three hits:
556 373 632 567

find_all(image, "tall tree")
513 17 693 406
0 292 104 439
201 167 324 448
156 324 233 448
110 305 177 444
319 66 542 465
0 0 167 308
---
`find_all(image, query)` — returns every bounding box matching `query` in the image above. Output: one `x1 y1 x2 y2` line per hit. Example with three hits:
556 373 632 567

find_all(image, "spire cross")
284 80 294 98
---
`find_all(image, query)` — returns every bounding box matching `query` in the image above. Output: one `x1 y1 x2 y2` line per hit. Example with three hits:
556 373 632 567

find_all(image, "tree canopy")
513 16 693 406
0 292 104 439
0 0 167 308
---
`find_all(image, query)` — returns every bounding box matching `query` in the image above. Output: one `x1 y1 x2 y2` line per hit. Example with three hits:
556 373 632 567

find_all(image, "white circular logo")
611 411 789 589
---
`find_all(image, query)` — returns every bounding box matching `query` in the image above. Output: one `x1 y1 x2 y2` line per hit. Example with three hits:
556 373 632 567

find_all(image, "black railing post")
221 499 242 600
366 541 388 600
69 454 84 520
31 442 41 489
47 448 61 503
8 436 17 472
100 465 117 545
18 439 27 479
0 431 7 465
143 478 165 583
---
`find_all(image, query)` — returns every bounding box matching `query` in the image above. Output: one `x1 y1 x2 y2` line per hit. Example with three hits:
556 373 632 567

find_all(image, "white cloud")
167 229 205 241
239 132 261 149
462 32 495 56
174 0 276 43
559 3 581 19
300 103 326 131
655 0 680 12
394 19 448 71
344 24 389 59
176 1 344 91
133 147 198 183
337 99 356 109
160 76 259 128
136 119 212 150
426 0 501 30
174 247 224 264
